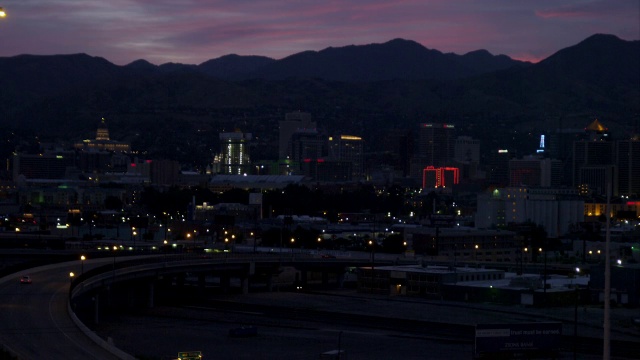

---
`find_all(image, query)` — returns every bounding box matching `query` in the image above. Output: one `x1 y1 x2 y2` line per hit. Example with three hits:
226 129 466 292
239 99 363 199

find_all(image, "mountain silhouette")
0 34 637 153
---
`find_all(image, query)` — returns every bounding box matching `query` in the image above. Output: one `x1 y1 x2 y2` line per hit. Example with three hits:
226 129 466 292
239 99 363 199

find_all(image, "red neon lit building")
422 166 460 189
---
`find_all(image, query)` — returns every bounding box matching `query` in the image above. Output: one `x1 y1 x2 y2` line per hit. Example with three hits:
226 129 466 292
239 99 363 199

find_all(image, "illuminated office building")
572 119 614 194
219 131 252 175
418 123 456 167
12 153 74 181
329 135 364 180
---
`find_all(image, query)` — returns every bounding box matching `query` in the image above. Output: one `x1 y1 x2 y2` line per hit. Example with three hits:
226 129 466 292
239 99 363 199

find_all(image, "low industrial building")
589 263 640 306
357 264 588 306
404 227 518 263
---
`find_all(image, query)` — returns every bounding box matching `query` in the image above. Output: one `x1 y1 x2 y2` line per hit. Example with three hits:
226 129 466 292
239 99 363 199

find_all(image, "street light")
80 255 86 274
112 245 118 278
368 240 375 265
0 8 6 18
573 266 581 360
69 272 75 284
368 240 376 293
540 246 547 305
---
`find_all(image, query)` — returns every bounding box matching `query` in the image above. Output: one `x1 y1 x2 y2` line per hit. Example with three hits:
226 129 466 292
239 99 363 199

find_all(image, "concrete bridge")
69 253 384 324
0 250 390 359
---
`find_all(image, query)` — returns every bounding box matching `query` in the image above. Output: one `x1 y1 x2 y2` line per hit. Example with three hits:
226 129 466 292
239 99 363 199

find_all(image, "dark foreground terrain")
94 290 640 360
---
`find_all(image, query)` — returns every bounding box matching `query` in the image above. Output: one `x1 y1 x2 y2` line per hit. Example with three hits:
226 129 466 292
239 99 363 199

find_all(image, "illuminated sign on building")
422 166 460 189
340 135 362 141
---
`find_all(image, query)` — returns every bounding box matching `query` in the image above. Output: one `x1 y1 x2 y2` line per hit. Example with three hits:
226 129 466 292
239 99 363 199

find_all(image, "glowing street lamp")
80 255 86 274
0 8 6 18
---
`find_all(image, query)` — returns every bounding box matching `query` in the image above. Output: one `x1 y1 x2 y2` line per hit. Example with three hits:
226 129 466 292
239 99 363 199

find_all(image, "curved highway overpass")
0 252 377 359
2 250 640 359
0 257 131 359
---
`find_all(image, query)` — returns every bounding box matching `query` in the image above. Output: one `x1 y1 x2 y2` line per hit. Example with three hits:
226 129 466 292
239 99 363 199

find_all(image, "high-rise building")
289 129 326 170
616 139 640 196
454 136 480 163
548 128 584 186
509 156 562 187
572 119 614 194
219 131 251 175
454 136 480 180
12 153 74 181
417 123 456 167
381 129 414 177
487 149 512 187
289 129 327 179
329 135 364 181
279 112 316 159
579 165 617 196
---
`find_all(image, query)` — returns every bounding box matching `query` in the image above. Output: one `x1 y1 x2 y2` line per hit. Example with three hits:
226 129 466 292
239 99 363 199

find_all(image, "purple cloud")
0 0 637 65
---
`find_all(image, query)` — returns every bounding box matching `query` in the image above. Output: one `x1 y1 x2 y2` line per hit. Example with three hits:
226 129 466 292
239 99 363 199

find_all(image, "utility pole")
603 177 611 360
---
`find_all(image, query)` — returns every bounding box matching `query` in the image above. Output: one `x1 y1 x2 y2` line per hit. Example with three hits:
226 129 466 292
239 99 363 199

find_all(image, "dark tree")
104 196 123 211
382 233 406 254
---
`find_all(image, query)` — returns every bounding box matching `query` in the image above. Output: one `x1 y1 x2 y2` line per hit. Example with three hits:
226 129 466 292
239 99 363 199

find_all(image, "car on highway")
20 275 32 284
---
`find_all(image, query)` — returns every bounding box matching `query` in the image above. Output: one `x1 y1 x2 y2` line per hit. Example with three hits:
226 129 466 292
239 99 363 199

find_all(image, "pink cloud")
0 1 637 65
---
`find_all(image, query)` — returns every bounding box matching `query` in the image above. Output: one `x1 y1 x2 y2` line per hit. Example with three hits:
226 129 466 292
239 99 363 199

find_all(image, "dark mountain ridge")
245 38 525 81
0 34 637 160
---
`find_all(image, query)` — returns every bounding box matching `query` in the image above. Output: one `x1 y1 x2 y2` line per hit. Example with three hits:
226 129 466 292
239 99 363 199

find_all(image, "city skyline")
0 1 638 65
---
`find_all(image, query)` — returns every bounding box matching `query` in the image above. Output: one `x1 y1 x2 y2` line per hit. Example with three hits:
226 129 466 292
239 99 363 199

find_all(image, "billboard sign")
475 322 562 356
177 350 202 360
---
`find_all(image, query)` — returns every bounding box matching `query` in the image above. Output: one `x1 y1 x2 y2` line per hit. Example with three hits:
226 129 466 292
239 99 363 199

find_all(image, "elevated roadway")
0 258 130 359
0 252 386 359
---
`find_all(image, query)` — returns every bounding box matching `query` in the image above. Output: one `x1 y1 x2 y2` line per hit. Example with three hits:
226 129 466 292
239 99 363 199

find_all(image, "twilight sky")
0 0 638 65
